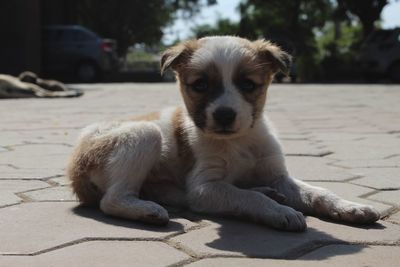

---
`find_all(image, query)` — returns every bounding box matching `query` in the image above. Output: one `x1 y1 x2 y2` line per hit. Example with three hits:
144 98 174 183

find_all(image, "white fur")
206 86 253 134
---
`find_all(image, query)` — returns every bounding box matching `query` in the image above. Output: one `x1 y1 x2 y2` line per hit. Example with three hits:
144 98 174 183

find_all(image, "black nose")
213 107 236 127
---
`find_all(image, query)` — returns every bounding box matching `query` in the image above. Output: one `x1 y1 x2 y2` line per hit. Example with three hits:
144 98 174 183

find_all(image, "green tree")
73 0 215 55
316 20 363 81
192 18 239 38
338 0 389 40
237 0 333 81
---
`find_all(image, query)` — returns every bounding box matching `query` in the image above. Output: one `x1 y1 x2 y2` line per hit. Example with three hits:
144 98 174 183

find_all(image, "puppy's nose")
213 107 236 127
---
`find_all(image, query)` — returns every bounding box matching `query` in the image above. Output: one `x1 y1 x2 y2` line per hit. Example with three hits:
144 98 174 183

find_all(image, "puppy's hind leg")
99 122 169 225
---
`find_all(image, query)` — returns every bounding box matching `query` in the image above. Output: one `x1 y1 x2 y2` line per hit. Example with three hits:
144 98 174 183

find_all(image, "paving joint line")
349 181 400 191
0 202 22 209
0 163 20 169
166 239 400 267
161 221 211 259
5 142 74 148
0 237 165 256
381 209 400 223
285 151 333 157
0 174 64 181
0 127 82 132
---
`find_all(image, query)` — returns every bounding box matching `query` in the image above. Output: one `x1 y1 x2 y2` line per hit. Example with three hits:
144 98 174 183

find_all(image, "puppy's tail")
67 128 111 206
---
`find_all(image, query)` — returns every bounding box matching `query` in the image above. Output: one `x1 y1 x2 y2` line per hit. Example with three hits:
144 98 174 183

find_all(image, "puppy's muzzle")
213 107 236 132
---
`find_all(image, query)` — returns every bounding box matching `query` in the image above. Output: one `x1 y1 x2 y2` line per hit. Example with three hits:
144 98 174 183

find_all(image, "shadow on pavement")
72 205 386 260
71 205 186 234
202 214 385 259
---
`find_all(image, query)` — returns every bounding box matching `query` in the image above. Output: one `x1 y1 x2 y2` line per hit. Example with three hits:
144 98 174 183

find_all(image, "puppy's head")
161 36 291 139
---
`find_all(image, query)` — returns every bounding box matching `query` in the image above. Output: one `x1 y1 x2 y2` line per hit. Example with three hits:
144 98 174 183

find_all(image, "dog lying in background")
0 71 82 98
67 36 380 231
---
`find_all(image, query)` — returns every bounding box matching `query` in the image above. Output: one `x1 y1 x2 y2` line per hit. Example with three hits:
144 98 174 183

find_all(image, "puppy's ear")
160 40 198 75
253 39 292 75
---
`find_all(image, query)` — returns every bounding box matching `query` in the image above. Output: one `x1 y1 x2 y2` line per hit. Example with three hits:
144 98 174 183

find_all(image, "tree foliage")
192 18 239 38
72 0 215 55
338 0 388 40
190 0 395 81
237 0 333 81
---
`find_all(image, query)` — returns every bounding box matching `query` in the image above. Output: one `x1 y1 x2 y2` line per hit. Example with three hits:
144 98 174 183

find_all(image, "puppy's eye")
191 79 208 93
238 79 257 93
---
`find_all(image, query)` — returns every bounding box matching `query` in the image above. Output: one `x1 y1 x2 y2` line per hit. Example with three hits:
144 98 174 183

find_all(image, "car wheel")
389 62 400 83
76 62 100 83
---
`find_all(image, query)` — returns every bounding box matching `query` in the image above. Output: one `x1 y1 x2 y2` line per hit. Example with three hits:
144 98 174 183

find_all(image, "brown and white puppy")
67 36 380 231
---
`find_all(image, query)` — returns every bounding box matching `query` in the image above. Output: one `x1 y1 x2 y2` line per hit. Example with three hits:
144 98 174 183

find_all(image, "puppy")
67 36 380 231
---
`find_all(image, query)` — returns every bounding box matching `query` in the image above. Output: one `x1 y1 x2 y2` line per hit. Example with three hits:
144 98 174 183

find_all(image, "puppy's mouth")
214 129 236 135
202 126 245 139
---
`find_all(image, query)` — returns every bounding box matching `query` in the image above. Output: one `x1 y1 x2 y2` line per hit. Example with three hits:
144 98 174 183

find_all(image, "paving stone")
22 186 77 202
2 83 400 265
171 216 400 258
0 202 196 254
0 180 49 207
351 168 400 190
330 157 400 168
0 165 63 179
387 212 400 224
321 135 400 161
311 132 369 142
308 181 393 215
186 245 400 267
286 156 357 181
0 143 71 170
0 241 189 267
326 145 397 160
0 129 79 147
281 140 331 157
367 190 400 207
298 244 400 265
304 217 399 243
172 218 324 258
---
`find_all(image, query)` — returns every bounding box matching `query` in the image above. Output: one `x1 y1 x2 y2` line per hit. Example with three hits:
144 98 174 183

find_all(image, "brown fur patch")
233 57 274 122
131 112 160 121
176 62 224 129
67 134 116 206
160 40 199 74
251 40 292 75
171 107 195 173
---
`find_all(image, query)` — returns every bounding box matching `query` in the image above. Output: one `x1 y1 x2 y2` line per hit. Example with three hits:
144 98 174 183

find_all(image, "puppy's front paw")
251 186 286 204
330 201 380 224
267 206 307 232
142 202 170 225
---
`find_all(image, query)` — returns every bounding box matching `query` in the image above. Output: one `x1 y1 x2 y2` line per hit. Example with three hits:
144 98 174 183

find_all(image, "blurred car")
359 28 400 82
42 25 119 82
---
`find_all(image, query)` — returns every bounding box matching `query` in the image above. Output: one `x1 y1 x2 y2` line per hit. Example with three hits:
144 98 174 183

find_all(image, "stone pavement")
0 83 399 266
